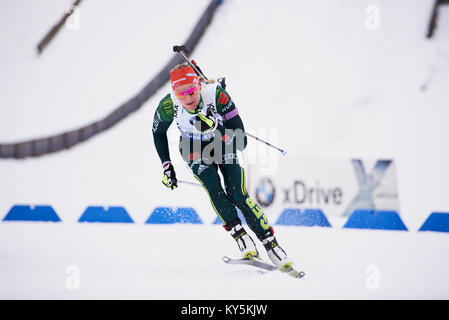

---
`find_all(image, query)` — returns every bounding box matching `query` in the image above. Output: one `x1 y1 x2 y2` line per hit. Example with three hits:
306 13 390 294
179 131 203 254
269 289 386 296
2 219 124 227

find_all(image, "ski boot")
224 219 259 260
262 235 305 278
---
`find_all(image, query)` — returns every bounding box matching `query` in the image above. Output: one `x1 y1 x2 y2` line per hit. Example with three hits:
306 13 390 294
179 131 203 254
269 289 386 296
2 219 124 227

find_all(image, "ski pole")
177 179 202 187
173 45 208 80
246 132 287 156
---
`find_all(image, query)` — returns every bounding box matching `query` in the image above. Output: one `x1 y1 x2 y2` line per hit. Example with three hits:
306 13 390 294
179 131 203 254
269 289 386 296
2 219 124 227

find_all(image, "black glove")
162 162 178 190
194 106 217 132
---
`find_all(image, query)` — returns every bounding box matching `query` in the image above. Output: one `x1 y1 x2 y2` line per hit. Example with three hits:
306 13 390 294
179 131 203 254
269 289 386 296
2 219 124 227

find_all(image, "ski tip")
282 264 306 279
289 270 306 279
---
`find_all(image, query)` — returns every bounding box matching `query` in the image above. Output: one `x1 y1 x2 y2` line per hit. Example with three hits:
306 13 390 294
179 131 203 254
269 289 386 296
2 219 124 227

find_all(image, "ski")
222 256 306 278
223 255 278 271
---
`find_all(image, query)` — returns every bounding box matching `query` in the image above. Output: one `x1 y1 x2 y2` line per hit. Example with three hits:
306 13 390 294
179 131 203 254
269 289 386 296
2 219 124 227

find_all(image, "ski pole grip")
173 45 187 53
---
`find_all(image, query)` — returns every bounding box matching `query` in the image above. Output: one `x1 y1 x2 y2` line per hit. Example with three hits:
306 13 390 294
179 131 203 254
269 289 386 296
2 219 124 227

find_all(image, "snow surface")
1 223 448 299
1 0 449 299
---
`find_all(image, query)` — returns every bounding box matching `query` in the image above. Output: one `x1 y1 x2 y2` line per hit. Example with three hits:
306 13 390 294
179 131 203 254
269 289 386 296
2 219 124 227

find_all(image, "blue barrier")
343 210 407 231
78 206 134 223
275 208 332 227
4 203 446 234
419 212 449 232
146 207 202 224
3 205 61 222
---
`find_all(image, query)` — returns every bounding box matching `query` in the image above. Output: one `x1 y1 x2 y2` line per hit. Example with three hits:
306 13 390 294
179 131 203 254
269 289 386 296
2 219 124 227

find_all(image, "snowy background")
0 0 449 299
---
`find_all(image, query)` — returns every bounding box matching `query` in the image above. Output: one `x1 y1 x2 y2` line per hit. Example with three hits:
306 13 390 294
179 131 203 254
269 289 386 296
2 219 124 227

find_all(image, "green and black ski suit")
152 82 273 240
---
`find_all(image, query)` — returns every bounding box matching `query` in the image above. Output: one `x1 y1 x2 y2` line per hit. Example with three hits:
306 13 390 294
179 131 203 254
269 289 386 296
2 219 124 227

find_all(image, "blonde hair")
171 62 215 84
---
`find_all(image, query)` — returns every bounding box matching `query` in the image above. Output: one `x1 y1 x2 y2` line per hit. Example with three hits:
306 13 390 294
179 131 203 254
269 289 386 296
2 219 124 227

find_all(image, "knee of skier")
226 185 247 206
206 185 227 199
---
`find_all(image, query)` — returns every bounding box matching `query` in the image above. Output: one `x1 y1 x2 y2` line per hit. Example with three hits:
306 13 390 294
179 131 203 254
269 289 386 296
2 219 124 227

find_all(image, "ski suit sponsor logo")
221 134 231 143
222 152 238 164
180 130 216 141
189 152 201 161
197 164 208 175
246 197 270 230
152 112 161 133
173 104 179 118
218 92 229 104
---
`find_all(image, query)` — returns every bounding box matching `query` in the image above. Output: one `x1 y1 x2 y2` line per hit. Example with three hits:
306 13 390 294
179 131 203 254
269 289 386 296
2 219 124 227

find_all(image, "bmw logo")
255 178 276 207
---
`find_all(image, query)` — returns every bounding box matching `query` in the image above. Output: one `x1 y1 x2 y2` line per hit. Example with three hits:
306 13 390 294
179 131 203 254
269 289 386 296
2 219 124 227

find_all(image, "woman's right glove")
162 162 178 190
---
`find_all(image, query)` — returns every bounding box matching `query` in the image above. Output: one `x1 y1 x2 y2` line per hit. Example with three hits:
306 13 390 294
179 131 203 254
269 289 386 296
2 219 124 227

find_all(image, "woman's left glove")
194 106 217 132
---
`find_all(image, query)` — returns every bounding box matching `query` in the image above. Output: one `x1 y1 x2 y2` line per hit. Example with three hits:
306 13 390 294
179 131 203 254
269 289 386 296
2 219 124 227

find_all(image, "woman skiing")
152 62 302 277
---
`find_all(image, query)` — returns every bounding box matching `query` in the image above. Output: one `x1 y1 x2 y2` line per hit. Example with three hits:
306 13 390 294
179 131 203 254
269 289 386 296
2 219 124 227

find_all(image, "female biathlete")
152 63 302 277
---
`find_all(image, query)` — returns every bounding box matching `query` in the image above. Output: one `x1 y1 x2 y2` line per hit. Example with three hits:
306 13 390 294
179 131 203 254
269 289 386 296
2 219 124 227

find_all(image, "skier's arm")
216 86 247 150
223 113 245 132
152 94 174 165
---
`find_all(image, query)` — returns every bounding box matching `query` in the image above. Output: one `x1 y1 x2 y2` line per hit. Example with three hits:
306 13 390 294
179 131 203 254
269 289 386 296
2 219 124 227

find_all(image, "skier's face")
174 82 202 111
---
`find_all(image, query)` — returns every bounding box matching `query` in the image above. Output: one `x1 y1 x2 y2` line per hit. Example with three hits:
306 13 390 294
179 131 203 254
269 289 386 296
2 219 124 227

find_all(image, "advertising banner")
246 156 404 230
